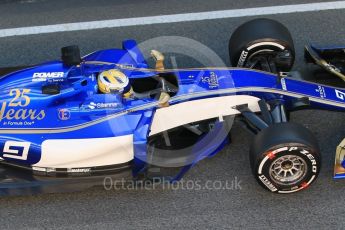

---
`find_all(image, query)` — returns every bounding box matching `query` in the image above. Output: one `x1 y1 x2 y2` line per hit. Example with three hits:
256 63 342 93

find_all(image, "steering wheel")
148 77 178 98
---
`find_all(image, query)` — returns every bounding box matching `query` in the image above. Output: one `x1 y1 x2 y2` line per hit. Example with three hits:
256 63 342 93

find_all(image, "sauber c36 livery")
1 18 345 195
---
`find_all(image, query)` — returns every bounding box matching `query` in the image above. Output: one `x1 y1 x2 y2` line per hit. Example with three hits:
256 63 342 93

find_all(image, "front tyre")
250 123 321 193
229 18 295 73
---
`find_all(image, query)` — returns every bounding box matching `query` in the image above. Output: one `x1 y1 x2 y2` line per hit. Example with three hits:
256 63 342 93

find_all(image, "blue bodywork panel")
1 39 345 189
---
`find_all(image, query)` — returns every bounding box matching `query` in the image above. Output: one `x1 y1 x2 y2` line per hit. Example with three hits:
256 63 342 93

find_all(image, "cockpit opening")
97 69 179 99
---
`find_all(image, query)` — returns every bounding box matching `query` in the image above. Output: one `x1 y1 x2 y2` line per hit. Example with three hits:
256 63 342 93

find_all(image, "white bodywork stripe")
33 135 133 168
150 95 260 136
0 85 344 134
1 1 345 38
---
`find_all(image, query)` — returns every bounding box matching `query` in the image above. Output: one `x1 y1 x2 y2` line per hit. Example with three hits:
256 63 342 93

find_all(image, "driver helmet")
98 69 132 97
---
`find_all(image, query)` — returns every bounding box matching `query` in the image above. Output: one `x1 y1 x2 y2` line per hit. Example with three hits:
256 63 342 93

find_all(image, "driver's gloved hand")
151 50 165 70
158 91 170 107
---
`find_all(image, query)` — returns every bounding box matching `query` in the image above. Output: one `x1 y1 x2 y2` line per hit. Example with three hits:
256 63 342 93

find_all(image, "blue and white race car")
0 18 344 195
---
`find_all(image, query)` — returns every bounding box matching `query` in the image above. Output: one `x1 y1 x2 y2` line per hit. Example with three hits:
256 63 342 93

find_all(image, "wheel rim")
246 50 279 72
244 49 293 73
269 154 308 186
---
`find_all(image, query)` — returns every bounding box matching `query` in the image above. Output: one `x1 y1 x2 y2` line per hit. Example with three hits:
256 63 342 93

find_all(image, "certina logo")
88 102 119 109
32 72 64 82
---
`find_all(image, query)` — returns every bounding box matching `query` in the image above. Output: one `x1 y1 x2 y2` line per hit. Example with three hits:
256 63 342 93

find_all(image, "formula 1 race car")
0 18 345 196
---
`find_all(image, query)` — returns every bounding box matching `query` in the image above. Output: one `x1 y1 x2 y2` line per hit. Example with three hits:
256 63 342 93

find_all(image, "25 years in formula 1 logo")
0 89 45 126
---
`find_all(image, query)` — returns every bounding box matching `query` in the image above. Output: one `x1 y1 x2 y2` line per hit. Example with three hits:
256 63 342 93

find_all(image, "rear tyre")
250 123 321 193
229 18 295 73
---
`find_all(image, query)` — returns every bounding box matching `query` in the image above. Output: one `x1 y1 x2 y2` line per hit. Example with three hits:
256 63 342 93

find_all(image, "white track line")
1 1 345 38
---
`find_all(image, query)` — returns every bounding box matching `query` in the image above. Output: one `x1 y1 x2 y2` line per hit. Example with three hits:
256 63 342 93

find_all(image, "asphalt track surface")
0 0 345 229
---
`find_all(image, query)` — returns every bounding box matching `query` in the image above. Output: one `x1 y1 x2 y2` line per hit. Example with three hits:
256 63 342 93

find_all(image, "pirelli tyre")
229 18 295 72
250 123 321 193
